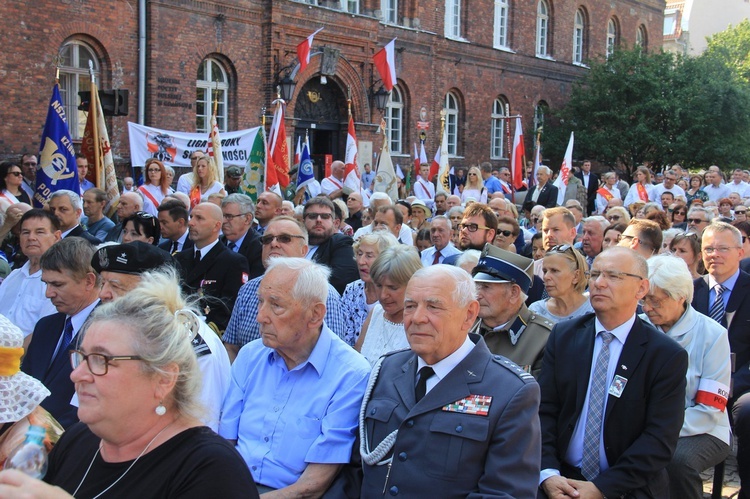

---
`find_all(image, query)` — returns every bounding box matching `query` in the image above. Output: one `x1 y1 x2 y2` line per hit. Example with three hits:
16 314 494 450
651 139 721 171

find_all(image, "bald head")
117 192 143 220
188 202 223 247
331 160 345 180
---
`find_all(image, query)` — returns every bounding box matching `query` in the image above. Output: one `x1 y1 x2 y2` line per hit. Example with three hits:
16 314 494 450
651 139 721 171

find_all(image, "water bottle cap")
26 425 46 442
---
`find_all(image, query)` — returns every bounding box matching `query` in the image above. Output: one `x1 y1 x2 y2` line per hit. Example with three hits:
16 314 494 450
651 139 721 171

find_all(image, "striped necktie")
709 284 727 325
581 331 615 480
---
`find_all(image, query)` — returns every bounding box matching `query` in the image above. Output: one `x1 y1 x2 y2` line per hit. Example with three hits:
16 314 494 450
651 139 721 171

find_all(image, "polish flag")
344 115 360 191
553 132 574 206
297 28 324 73
373 38 397 91
294 136 301 167
266 99 290 192
413 143 420 174
510 117 526 190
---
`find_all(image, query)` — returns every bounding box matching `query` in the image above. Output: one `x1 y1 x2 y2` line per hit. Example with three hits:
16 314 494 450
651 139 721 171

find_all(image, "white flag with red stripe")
294 136 301 167
208 114 224 183
373 38 397 91
344 115 360 191
510 117 525 190
296 28 324 73
553 132 574 206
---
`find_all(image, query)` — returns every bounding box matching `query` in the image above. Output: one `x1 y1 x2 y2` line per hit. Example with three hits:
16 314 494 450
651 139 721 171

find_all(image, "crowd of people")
0 149 748 499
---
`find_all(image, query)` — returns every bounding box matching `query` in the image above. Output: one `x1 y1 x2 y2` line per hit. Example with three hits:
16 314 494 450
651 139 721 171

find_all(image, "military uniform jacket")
174 242 249 332
469 304 554 378
360 335 541 499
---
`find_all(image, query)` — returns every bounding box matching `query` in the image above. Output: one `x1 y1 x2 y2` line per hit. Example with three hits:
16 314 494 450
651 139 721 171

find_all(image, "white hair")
647 254 694 303
411 265 477 307
264 257 330 305
49 189 81 211
583 215 609 232
455 249 481 270
537 165 552 176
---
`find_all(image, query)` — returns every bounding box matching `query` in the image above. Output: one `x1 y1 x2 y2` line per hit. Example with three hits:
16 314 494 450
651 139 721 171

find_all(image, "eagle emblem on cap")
98 248 109 269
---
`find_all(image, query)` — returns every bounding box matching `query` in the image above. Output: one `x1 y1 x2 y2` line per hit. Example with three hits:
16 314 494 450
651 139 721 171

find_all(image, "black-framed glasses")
548 244 579 269
458 223 491 232
304 212 333 221
222 213 248 221
736 210 747 215
687 218 707 224
70 350 143 376
607 215 621 221
7 171 23 177
260 234 305 245
133 211 157 228
585 270 645 282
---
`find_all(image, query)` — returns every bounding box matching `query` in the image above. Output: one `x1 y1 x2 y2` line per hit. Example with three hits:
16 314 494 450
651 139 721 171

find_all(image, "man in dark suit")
522 165 559 213
575 160 599 216
220 193 264 280
302 197 358 295
174 203 249 333
48 190 101 245
21 237 100 429
157 199 193 254
360 265 541 498
692 221 750 498
105 191 143 242
539 247 688 499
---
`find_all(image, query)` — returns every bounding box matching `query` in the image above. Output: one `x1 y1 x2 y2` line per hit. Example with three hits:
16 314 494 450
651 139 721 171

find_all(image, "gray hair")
332 198 349 220
164 165 175 176
353 231 400 254
411 265 477 308
40 236 97 284
537 165 552 176
688 206 714 223
49 189 82 211
265 257 330 305
703 220 743 245
267 215 309 245
647 254 694 303
455 249 481 270
369 192 391 204
221 193 255 215
583 215 609 232
447 206 465 219
369 245 422 287
82 267 203 420
430 215 452 230
435 191 449 200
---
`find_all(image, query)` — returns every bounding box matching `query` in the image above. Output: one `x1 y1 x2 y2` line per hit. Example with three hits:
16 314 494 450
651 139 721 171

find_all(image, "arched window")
536 0 550 57
196 58 229 133
494 0 510 49
491 98 508 159
636 25 647 51
573 9 586 64
445 92 460 156
386 86 404 154
607 18 618 58
58 41 101 140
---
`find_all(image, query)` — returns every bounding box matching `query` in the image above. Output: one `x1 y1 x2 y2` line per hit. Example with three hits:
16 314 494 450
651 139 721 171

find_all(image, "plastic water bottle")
4 425 48 479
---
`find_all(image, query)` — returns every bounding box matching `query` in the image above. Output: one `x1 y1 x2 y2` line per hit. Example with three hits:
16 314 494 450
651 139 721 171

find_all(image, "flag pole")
88 61 102 190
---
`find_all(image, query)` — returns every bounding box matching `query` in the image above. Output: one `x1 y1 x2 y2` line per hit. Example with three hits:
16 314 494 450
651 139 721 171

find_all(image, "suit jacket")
361 335 541 498
539 313 688 499
311 233 359 295
693 270 750 392
220 229 264 280
158 234 194 254
174 242 250 332
575 171 600 215
66 225 101 245
522 183 559 212
21 313 80 429
105 222 123 243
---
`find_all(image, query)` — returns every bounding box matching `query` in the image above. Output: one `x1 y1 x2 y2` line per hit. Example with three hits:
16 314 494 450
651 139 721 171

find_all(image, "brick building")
2 0 664 177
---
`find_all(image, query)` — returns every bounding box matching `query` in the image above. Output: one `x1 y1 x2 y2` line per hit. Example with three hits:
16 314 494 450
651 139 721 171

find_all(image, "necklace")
72 420 176 498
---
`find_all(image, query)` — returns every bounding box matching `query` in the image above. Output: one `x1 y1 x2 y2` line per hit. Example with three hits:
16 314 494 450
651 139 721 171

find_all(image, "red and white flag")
553 132 574 206
419 142 428 166
294 135 301 167
266 99 290 193
297 28 324 73
510 117 525 190
344 115 360 191
207 113 224 183
413 143 420 173
435 124 451 194
373 38 397 91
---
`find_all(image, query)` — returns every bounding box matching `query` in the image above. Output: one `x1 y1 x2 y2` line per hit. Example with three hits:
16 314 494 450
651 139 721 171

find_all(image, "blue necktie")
227 241 237 252
581 331 615 480
709 284 727 325
57 317 74 364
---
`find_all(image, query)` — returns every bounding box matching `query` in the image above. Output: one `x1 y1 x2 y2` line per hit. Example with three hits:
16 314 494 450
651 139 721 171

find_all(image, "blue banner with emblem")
33 84 79 207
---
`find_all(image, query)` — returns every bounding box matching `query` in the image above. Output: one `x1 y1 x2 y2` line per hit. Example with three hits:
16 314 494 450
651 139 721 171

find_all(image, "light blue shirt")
708 269 740 311
219 325 370 489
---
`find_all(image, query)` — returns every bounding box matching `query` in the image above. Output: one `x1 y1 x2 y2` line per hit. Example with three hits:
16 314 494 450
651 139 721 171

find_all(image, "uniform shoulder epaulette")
491 354 536 384
527 312 555 331
191 333 211 358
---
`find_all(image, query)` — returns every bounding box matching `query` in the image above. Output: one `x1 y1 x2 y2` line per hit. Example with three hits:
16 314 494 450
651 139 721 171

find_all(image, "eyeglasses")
133 211 157 229
458 223 491 232
586 270 644 282
548 244 579 268
736 211 747 215
260 234 305 245
469 173 477 176
7 171 23 177
703 246 741 255
70 349 143 376
619 234 636 242
639 295 666 309
222 213 248 221
687 218 707 225
607 215 621 221
304 212 333 221
496 229 513 237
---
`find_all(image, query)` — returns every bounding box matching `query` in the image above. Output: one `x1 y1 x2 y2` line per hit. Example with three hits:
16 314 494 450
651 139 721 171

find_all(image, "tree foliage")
541 47 750 176
705 19 750 83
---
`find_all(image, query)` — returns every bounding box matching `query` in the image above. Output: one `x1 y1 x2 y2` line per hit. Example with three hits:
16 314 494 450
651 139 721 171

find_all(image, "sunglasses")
304 213 333 221
7 171 23 177
607 215 621 221
548 244 579 268
736 210 747 215
496 229 513 237
260 234 305 245
687 218 707 224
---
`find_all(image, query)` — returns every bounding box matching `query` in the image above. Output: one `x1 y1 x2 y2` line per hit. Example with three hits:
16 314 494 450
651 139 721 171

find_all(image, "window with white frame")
636 25 647 50
386 86 404 154
607 19 617 58
663 10 677 36
573 9 585 64
494 0 509 48
341 0 358 13
58 41 101 140
537 0 550 57
445 92 459 156
382 0 398 24
196 58 229 133
445 0 462 39
490 98 508 159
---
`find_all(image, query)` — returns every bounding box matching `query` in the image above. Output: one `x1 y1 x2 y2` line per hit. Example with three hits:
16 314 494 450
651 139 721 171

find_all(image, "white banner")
127 122 261 167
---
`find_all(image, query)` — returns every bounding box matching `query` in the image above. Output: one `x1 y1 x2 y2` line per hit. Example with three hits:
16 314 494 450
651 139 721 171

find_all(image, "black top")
46 423 258 498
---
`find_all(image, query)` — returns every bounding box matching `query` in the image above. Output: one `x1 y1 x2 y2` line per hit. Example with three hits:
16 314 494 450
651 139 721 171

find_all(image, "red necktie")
432 250 442 265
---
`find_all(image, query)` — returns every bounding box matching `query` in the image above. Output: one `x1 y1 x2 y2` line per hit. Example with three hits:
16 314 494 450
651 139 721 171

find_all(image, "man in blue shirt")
481 162 503 195
222 216 346 362
219 257 370 495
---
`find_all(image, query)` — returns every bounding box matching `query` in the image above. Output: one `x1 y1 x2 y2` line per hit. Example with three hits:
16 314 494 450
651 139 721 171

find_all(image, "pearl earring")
155 402 166 416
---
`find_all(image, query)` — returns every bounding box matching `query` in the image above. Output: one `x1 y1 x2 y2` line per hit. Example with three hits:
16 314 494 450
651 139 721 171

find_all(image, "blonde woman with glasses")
528 244 593 322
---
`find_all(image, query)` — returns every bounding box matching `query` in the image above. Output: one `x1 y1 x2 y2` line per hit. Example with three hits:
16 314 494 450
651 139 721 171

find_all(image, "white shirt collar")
417 336 475 383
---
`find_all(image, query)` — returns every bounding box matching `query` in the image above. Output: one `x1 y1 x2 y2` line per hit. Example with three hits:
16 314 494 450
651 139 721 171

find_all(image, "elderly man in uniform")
91 242 230 432
359 264 541 498
220 258 370 495
470 245 554 378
